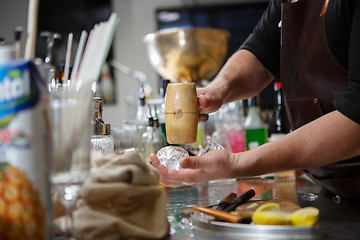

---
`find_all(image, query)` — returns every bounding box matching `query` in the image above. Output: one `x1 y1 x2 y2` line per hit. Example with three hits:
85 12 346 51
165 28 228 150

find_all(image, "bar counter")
165 175 360 240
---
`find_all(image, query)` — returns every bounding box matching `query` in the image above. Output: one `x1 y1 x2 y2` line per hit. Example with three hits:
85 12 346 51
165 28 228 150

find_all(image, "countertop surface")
165 175 360 240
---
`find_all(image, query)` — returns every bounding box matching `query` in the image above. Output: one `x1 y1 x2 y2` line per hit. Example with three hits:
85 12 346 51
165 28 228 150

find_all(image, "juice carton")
0 59 52 239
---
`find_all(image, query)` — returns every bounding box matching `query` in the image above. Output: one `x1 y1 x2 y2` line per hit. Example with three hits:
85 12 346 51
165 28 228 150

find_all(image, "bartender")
150 0 360 203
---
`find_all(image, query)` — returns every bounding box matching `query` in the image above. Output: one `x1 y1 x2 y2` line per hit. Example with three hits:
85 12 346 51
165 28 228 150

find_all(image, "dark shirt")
241 0 360 124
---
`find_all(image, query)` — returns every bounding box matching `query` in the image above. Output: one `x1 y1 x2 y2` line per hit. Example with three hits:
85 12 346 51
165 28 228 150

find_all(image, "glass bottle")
91 97 114 155
100 62 115 103
268 81 289 140
0 43 15 64
136 82 148 125
39 31 61 91
213 100 246 153
142 116 166 164
244 97 268 150
268 82 295 181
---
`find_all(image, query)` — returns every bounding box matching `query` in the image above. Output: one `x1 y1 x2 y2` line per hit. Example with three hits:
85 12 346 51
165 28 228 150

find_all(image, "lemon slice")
252 202 289 225
289 207 319 226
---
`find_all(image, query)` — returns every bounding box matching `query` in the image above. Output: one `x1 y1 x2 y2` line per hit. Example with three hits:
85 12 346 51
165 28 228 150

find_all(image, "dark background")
36 0 116 104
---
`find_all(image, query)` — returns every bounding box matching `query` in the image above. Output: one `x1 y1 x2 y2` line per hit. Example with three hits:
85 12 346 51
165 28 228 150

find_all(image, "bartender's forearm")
208 49 274 104
231 111 360 177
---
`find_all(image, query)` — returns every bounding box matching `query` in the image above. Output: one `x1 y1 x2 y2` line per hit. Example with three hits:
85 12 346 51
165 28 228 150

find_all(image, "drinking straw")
71 28 95 92
51 13 120 178
74 13 119 95
70 30 88 82
24 0 39 60
65 13 119 157
63 33 73 85
90 14 119 81
75 23 102 90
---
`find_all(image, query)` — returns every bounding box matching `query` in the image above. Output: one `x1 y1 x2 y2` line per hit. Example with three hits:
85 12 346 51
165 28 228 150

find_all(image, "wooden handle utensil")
193 206 251 224
215 192 237 210
222 189 256 212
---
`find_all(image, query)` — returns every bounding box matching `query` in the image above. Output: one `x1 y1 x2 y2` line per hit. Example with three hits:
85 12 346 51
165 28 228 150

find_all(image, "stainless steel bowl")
143 27 229 84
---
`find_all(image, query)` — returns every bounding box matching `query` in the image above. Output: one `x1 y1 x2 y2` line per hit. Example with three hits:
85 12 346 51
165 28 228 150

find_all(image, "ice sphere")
156 146 189 171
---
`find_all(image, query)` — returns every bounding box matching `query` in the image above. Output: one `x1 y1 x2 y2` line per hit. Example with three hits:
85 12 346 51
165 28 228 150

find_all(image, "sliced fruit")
252 202 289 225
290 207 319 226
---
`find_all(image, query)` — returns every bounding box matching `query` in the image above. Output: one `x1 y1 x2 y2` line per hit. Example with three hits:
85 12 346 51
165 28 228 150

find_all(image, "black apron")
280 0 360 202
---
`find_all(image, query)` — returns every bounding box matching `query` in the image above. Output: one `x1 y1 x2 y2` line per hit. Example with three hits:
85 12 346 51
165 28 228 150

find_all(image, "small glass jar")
91 97 114 155
91 135 114 155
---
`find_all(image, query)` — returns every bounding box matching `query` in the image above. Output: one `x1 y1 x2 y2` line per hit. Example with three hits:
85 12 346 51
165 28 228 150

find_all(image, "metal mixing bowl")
143 27 229 84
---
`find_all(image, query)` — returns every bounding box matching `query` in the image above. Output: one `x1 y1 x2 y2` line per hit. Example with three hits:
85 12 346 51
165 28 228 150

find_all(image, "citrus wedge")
252 202 289 225
289 207 319 227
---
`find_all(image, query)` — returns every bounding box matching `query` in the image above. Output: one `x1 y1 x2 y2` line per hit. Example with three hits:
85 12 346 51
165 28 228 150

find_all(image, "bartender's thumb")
198 93 222 114
181 150 230 171
180 156 201 169
181 154 219 169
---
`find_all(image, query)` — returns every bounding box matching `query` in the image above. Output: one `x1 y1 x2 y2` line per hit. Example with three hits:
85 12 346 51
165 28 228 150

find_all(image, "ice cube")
206 135 225 150
156 146 189 171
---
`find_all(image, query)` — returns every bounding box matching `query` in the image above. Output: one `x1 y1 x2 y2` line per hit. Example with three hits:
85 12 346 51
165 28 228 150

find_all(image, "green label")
245 128 268 150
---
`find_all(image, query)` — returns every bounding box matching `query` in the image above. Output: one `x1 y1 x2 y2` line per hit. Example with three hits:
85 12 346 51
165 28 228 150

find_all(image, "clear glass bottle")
91 97 114 155
213 100 246 153
136 83 148 125
244 97 268 150
142 116 166 164
39 31 61 92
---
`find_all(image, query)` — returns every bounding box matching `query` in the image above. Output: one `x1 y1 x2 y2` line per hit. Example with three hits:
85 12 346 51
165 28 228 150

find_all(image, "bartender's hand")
197 86 224 115
150 150 236 187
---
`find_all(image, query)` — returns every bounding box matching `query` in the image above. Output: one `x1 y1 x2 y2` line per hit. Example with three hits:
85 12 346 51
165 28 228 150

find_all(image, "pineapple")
0 162 45 240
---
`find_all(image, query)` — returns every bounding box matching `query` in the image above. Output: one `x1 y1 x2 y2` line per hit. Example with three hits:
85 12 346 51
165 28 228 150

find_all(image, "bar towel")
73 151 169 240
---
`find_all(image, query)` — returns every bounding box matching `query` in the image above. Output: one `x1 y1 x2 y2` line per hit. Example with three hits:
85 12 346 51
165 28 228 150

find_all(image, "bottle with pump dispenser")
91 97 114 155
142 108 166 164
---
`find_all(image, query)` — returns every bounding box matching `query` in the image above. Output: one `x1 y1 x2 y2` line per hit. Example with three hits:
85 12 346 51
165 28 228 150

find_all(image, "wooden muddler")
165 83 199 144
